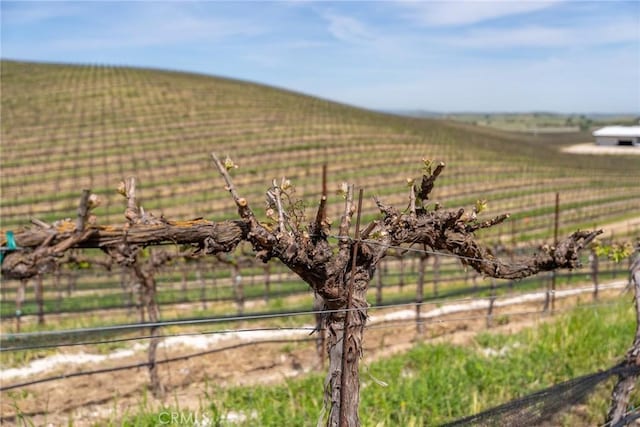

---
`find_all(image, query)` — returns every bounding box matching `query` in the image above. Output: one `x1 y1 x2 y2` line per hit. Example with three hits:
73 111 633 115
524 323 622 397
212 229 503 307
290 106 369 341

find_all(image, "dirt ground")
596 216 640 237
0 284 630 426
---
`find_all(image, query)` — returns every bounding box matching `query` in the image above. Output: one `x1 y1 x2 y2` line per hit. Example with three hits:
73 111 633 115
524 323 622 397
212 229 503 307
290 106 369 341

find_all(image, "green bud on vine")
337 182 349 199
475 199 487 214
224 156 238 171
422 158 433 176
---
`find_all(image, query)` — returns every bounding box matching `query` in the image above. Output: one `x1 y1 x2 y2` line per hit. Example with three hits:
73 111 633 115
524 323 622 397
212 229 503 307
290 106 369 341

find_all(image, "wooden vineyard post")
197 267 207 310
54 265 62 311
590 247 599 300
207 271 215 310
472 271 479 293
433 254 440 297
35 274 45 325
487 278 496 328
508 240 515 295
508 229 516 296
410 255 417 276
627 247 640 287
611 231 617 279
15 279 25 333
180 262 189 302
67 270 77 297
416 253 427 336
263 264 271 304
398 256 405 292
339 188 363 427
314 163 327 368
545 192 560 313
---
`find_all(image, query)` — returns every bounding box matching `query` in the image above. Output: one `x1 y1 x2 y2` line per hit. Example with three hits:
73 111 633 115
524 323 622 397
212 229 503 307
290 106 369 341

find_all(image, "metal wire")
0 297 475 343
0 286 630 396
366 299 623 332
1 326 319 352
2 300 619 353
0 299 626 392
1 282 626 352
0 337 316 392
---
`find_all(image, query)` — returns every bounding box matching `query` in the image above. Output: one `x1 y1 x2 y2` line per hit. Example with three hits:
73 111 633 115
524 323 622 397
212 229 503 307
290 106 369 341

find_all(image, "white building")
592 126 640 147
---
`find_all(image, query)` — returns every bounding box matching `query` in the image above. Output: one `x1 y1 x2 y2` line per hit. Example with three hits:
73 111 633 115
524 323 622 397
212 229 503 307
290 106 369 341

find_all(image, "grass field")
224 299 637 426
415 112 639 133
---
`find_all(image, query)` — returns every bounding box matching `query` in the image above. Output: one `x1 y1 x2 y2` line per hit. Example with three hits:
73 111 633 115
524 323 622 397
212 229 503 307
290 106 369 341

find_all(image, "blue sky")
2 1 639 113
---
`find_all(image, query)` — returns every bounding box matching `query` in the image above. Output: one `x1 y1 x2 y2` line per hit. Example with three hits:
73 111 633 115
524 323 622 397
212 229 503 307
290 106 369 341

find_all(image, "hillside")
2 60 639 242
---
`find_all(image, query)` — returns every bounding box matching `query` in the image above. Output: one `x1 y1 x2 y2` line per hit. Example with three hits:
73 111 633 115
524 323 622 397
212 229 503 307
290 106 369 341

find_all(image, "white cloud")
1 2 85 25
445 25 568 48
438 16 639 49
49 4 263 51
399 0 562 27
323 11 378 45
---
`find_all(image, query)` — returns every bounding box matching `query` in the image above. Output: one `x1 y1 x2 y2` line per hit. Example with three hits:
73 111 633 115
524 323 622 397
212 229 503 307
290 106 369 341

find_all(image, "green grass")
439 112 638 133
32 296 632 426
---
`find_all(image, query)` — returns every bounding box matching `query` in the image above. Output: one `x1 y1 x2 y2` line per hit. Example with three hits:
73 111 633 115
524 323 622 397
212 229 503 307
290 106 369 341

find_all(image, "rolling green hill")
2 60 639 242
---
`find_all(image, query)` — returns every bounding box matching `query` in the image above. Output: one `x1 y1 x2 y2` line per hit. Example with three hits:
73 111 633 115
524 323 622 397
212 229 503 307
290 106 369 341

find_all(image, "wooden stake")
339 188 363 427
36 274 44 325
416 254 427 336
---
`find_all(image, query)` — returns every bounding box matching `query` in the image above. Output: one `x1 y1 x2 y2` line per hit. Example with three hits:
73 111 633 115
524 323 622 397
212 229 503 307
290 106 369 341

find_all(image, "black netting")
441 364 640 427
612 410 640 427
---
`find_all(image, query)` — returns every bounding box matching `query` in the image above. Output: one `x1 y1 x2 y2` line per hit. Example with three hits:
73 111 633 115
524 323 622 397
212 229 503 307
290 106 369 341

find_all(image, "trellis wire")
1 282 626 352
0 299 626 393
0 337 316 392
